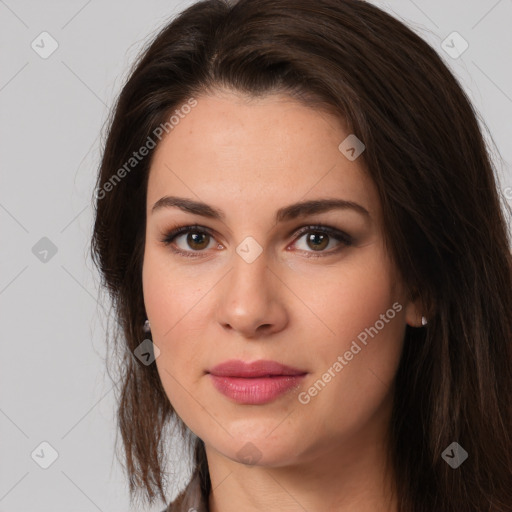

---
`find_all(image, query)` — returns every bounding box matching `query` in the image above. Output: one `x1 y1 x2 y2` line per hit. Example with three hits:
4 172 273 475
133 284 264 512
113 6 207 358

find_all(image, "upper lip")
208 359 307 378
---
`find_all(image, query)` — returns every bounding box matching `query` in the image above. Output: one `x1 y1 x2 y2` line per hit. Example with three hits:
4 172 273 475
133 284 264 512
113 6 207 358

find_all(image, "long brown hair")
90 0 512 510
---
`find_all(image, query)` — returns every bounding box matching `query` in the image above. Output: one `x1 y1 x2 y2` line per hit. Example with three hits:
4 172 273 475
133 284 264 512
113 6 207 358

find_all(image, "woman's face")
142 90 420 468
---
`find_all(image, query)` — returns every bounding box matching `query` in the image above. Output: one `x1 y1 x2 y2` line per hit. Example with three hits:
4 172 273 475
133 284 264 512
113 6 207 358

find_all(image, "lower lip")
209 374 306 405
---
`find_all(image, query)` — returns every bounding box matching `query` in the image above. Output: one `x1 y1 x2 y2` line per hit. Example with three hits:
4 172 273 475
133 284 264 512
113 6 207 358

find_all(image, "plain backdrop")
1 1 511 511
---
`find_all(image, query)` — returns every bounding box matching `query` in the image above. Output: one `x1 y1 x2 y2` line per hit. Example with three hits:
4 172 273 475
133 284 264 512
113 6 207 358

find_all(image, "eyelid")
290 224 353 245
160 223 353 258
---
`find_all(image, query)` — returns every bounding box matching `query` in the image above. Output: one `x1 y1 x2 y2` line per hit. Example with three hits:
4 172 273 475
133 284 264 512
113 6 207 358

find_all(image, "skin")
142 90 423 512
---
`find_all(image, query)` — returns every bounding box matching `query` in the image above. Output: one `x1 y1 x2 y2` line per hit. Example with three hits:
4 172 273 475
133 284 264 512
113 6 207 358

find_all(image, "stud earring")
421 316 428 326
143 319 151 333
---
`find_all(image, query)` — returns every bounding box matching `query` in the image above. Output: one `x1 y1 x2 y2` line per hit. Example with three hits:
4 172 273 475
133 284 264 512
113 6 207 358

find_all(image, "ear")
403 291 427 327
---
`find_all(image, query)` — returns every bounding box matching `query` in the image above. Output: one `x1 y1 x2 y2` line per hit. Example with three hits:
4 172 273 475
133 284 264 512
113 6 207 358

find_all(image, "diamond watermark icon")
32 237 58 263
236 442 262 467
31 441 59 469
441 441 468 468
236 236 263 264
441 32 469 59
134 339 160 365
31 31 59 59
338 134 366 161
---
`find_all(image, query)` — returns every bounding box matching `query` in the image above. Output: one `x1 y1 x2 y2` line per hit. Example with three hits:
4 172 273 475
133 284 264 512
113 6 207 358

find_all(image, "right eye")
160 224 223 258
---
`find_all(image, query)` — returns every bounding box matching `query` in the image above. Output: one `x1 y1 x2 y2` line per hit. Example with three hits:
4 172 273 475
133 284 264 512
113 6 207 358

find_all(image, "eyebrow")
151 195 370 222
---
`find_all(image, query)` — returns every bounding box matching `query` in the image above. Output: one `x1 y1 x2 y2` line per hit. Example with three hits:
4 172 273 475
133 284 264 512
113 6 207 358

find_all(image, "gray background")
1 1 511 511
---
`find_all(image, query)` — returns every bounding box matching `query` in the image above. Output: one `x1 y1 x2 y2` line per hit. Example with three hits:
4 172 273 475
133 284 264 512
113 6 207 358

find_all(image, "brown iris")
306 232 329 251
186 232 210 250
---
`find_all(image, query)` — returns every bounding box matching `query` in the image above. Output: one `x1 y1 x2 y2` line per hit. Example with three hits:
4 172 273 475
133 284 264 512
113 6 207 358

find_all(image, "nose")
215 249 289 339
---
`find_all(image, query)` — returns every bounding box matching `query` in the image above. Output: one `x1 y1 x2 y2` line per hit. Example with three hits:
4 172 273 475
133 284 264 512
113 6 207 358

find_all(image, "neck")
206 400 398 512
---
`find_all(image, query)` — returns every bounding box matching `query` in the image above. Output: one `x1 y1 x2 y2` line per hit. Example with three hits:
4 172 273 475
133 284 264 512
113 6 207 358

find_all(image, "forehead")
147 91 381 221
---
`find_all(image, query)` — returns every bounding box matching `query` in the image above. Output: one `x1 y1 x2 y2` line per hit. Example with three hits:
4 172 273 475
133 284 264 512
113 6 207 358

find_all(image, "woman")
90 0 512 510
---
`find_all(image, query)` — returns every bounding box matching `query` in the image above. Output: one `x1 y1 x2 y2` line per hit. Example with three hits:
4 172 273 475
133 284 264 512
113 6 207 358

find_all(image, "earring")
421 316 428 326
143 319 151 333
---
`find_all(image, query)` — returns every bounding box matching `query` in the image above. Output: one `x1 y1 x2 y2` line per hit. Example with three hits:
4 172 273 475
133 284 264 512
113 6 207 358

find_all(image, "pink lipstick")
208 359 307 405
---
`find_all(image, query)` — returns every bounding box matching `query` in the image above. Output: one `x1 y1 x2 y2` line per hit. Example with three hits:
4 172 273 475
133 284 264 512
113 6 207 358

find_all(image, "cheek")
291 246 402 356
142 248 215 393
142 246 206 333
292 249 405 422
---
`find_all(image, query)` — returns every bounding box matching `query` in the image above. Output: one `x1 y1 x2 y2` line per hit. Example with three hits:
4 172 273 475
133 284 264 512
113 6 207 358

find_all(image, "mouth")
207 359 307 404
208 359 307 378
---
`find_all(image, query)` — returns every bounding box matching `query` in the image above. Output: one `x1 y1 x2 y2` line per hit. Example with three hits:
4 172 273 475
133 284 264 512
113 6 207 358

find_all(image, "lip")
209 359 306 378
208 359 307 405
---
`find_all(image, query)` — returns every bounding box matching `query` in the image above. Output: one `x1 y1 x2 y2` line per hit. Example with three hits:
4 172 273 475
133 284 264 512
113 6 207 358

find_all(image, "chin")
210 434 303 469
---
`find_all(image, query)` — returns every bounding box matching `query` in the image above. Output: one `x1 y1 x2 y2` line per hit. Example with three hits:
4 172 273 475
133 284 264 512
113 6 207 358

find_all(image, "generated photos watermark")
298 301 403 404
94 97 198 200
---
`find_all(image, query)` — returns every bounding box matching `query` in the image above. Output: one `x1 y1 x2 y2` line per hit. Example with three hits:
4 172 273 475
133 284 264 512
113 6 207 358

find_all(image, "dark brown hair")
90 0 512 510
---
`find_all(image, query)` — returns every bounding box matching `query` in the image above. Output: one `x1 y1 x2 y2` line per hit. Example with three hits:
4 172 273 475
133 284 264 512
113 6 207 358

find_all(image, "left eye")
160 224 353 258
294 230 344 253
290 225 353 257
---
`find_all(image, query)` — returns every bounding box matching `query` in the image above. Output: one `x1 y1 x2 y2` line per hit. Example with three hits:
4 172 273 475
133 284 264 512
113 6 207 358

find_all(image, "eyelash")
160 223 353 259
